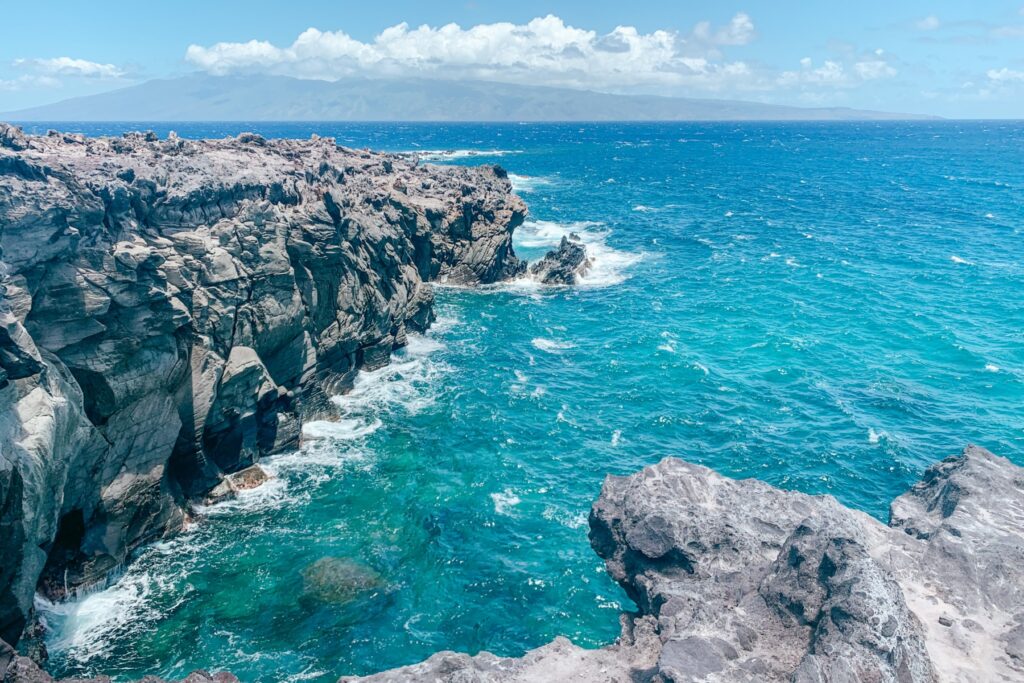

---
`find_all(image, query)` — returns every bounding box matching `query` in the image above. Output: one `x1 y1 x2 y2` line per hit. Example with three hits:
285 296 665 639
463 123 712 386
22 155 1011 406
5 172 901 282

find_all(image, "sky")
1 1 1023 118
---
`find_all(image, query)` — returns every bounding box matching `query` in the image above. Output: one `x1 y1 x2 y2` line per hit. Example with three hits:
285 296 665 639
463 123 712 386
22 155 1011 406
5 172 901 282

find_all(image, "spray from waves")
531 338 576 353
513 220 644 288
301 332 449 443
406 149 520 161
508 174 555 193
491 489 522 515
37 532 202 669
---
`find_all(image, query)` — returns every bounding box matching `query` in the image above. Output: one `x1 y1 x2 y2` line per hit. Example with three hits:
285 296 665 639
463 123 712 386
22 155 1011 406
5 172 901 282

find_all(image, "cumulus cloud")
915 16 941 31
185 14 760 91
14 57 124 79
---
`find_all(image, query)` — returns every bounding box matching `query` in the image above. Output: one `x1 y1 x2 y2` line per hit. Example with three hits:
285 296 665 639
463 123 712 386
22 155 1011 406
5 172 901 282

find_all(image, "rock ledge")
344 445 1024 682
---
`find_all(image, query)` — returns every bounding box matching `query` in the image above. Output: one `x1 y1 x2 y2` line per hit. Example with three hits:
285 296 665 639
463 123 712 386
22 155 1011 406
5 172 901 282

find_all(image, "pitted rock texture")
0 124 526 654
343 446 1023 682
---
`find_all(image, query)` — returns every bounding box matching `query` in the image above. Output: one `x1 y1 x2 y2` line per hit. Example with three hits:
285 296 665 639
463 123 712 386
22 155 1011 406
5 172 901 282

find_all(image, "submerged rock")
301 557 383 605
528 235 590 285
0 124 526 653
343 445 1024 682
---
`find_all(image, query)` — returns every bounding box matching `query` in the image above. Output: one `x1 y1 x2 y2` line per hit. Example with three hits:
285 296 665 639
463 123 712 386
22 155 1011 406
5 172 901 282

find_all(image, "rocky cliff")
344 445 1024 682
0 124 526 659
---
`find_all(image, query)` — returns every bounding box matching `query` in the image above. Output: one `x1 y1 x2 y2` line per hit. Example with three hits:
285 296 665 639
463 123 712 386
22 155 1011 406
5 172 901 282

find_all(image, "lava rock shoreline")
2 126 1021 683
343 445 1023 683
7 446 1021 682
0 123 528 665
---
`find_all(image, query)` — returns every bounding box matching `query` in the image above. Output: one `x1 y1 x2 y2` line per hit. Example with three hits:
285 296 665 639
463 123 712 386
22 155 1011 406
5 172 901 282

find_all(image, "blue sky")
2 1 1024 117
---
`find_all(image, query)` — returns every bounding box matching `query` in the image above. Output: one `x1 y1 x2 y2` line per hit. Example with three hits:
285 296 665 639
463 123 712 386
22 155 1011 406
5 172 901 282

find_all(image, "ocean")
24 121 1024 681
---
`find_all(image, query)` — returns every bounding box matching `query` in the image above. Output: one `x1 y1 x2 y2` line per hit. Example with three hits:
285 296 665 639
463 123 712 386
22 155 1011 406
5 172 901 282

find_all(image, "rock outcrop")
0 124 526 658
528 234 590 285
343 445 1024 682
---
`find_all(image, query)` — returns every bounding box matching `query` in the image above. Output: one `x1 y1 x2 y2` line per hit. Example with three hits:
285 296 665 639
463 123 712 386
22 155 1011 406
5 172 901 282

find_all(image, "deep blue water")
27 121 1024 682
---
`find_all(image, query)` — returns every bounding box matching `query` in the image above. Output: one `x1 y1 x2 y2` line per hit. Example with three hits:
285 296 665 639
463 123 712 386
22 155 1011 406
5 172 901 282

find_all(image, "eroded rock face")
0 124 526 653
344 446 1023 682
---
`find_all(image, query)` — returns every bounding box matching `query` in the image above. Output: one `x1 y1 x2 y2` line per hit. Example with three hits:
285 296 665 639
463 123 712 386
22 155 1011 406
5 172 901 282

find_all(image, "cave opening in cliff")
36 509 86 601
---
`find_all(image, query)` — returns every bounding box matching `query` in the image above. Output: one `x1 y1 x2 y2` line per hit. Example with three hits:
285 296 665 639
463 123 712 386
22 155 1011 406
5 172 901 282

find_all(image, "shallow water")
29 121 1024 681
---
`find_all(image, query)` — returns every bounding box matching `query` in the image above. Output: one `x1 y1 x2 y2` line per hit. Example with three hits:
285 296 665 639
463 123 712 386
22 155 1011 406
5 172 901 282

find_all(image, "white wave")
541 505 588 529
193 475 293 516
950 255 974 265
491 489 521 515
514 219 643 288
429 314 461 334
532 338 576 353
37 539 194 665
303 417 382 442
611 429 622 446
632 205 656 213
868 427 887 444
411 149 519 160
331 333 449 421
985 363 1000 373
509 173 554 193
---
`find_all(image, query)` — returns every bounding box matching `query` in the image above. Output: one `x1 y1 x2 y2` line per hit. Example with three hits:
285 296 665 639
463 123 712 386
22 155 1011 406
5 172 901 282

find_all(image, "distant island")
2 74 938 122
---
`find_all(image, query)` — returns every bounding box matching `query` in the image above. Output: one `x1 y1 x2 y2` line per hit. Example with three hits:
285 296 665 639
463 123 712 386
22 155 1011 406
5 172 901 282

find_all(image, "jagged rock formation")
0 124 526 660
528 234 590 285
343 445 1024 682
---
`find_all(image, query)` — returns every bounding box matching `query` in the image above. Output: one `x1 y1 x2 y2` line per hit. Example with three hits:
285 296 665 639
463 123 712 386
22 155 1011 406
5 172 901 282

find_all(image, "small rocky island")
2 127 1022 683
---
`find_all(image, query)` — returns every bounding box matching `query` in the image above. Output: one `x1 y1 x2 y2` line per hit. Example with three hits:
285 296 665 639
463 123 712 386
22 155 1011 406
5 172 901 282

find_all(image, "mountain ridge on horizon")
2 73 939 122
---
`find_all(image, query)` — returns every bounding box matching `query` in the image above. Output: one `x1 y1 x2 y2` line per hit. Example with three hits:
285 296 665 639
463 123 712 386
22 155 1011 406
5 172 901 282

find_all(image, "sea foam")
514 219 643 288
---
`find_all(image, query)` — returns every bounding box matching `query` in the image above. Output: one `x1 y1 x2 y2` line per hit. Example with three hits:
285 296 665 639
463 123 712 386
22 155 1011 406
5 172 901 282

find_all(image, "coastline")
0 123 527 673
2 122 1024 683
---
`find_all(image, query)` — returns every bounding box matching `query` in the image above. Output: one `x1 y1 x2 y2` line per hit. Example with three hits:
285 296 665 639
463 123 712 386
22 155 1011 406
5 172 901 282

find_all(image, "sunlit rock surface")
0 124 526 659
342 446 1023 682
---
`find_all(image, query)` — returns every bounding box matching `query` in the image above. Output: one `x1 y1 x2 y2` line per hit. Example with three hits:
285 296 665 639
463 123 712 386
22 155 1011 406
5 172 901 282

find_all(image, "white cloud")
779 52 896 88
13 57 124 79
915 16 941 31
854 57 897 80
690 12 756 46
987 67 1024 82
185 15 758 91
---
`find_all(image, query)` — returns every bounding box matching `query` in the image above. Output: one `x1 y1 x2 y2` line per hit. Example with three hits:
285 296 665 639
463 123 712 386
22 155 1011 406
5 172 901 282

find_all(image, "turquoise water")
33 122 1024 681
